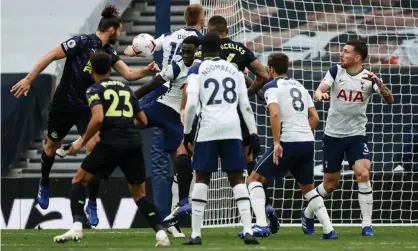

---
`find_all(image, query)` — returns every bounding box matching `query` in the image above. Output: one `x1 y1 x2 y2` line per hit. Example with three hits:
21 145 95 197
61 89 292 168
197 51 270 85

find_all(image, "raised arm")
11 45 65 98
363 72 394 104
314 66 337 102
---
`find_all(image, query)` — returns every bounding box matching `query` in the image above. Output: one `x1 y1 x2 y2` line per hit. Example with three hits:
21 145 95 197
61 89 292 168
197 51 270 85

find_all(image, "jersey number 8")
204 78 237 105
290 88 305 112
104 90 133 117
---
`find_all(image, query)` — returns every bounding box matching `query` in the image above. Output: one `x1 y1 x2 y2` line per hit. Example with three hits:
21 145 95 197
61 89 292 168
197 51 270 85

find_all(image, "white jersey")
263 78 315 142
157 59 190 113
155 27 203 68
322 65 378 138
186 58 256 142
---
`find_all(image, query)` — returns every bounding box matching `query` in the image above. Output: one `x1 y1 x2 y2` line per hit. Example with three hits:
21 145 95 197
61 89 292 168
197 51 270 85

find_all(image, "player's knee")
72 171 91 186
228 172 245 187
44 139 61 157
355 168 370 182
246 171 265 184
129 183 146 201
323 179 339 193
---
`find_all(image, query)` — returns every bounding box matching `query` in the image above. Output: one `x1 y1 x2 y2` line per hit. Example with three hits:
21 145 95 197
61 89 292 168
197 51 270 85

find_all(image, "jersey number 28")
204 78 237 105
104 90 133 117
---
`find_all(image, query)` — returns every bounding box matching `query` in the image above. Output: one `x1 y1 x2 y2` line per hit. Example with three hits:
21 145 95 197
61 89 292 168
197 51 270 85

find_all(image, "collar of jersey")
92 34 111 47
204 57 221 61
346 67 365 76
184 27 200 33
274 77 290 80
98 78 112 84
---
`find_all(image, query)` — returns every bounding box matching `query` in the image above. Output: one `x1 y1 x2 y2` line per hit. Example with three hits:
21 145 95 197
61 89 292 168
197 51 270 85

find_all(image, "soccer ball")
132 33 156 57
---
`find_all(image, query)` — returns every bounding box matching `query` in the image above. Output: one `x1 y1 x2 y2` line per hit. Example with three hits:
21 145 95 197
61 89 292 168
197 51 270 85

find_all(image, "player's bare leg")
165 140 193 237
184 172 211 245
299 183 336 240
353 159 375 236
228 171 259 245
128 183 170 246
38 138 62 209
85 133 101 227
54 168 94 243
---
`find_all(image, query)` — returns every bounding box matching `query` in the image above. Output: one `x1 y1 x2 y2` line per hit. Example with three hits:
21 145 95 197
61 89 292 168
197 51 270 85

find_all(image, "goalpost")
192 0 418 227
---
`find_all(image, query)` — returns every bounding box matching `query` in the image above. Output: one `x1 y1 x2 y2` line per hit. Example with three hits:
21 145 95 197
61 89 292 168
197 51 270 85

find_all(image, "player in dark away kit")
10 5 159 227
52 52 170 246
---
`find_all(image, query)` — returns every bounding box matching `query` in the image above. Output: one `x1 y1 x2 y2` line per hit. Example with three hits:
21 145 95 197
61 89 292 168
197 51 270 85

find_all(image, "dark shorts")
254 141 314 185
192 139 245 173
142 102 183 152
322 134 371 173
81 142 146 185
47 104 90 141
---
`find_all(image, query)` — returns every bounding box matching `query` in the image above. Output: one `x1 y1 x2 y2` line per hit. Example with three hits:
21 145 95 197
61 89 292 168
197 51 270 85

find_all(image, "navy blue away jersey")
194 38 256 72
53 34 120 107
86 79 142 145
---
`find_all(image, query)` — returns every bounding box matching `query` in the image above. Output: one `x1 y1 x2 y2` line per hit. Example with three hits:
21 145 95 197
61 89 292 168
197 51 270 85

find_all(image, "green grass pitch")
2 227 418 251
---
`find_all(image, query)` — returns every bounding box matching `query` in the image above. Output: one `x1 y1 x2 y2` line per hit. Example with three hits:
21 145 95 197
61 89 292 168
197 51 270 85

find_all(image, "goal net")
197 0 418 227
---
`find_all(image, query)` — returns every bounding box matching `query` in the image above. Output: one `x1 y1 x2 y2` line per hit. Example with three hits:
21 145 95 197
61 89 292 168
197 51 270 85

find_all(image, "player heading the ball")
183 32 260 245
311 40 394 237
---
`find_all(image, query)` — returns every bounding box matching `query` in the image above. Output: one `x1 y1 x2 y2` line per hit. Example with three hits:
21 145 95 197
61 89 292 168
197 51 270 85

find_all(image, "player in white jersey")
183 33 260 245
244 53 337 240
309 40 394 237
124 4 204 237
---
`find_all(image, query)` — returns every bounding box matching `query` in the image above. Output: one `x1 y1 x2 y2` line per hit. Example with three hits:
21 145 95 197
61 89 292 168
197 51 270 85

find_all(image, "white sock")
191 183 208 238
358 181 373 228
305 182 330 218
248 181 268 227
72 221 83 231
305 189 334 234
233 184 253 235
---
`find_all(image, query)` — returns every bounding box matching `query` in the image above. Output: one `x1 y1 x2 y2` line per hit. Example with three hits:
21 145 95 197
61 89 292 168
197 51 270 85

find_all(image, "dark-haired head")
97 5 122 45
201 32 221 58
340 40 368 69
267 53 289 78
182 36 200 66
184 4 205 30
208 16 228 37
90 52 112 82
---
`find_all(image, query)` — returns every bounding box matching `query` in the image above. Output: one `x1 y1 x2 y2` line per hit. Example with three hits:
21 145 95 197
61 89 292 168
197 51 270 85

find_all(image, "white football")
132 33 156 57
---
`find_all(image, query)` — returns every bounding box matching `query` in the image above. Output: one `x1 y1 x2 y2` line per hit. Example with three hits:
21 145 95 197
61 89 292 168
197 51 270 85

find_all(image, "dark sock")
71 183 86 223
176 154 193 204
136 197 164 232
88 177 100 205
41 151 55 187
246 160 256 174
264 181 273 206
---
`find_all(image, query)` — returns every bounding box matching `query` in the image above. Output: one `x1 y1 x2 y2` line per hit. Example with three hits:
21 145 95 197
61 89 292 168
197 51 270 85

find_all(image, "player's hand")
183 133 194 155
248 134 260 157
273 142 283 165
10 78 31 98
69 140 84 156
145 61 160 75
180 109 185 125
362 72 382 86
124 45 137 57
314 91 330 102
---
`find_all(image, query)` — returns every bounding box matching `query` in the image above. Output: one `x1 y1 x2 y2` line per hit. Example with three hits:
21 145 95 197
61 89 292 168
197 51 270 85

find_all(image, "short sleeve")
154 33 170 52
160 61 181 82
61 35 84 58
262 80 279 105
86 85 102 108
241 43 257 64
187 65 201 94
109 48 120 65
322 65 338 88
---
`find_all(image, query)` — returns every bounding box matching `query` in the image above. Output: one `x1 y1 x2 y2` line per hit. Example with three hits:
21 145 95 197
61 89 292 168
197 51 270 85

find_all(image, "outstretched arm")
11 46 65 98
113 60 160 82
